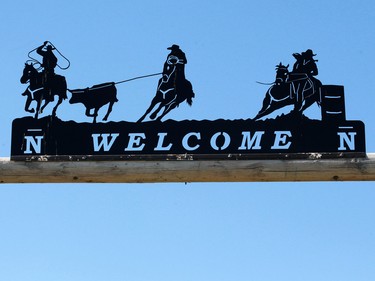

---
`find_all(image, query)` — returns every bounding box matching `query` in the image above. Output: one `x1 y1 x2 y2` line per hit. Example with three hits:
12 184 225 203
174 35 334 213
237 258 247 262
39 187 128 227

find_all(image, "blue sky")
0 1 374 281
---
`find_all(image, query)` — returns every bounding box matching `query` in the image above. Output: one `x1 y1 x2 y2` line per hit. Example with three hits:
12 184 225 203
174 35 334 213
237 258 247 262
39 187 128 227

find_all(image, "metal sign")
11 43 366 160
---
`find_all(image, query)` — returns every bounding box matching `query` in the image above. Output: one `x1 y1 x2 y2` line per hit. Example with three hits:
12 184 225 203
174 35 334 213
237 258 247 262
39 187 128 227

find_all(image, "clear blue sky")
0 1 374 281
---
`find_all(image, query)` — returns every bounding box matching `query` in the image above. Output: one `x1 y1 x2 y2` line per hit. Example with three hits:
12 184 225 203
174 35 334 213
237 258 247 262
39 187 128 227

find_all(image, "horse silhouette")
20 63 67 119
137 57 195 122
254 63 322 120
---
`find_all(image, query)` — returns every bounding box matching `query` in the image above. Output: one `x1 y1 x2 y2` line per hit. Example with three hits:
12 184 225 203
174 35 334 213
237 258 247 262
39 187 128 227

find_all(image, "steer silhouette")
69 82 118 123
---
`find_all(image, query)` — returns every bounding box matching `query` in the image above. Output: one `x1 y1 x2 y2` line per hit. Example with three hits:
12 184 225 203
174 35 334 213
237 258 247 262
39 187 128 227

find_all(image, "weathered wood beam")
0 154 374 183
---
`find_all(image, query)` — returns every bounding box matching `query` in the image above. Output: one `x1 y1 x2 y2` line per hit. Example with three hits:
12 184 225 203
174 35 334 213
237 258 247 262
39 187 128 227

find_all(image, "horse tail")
186 96 193 106
183 79 195 106
186 88 195 106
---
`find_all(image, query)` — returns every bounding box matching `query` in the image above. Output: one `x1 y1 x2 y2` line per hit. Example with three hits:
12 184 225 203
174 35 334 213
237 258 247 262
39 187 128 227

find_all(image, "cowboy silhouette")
292 49 318 77
289 49 320 112
37 41 58 100
163 44 187 81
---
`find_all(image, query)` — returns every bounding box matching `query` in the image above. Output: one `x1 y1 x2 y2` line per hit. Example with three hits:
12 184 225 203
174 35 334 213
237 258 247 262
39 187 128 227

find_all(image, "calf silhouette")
69 82 118 123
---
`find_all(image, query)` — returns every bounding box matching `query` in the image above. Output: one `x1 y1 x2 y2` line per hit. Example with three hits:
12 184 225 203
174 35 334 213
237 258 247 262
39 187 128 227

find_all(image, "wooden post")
0 154 375 183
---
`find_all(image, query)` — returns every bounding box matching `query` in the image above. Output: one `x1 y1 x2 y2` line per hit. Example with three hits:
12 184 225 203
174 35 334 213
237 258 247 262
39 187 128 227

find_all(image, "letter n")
337 132 357 151
92 133 119 152
24 136 44 154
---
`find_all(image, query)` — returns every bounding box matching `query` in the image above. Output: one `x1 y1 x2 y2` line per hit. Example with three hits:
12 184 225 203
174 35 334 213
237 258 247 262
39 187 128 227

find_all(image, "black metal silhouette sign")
11 44 366 160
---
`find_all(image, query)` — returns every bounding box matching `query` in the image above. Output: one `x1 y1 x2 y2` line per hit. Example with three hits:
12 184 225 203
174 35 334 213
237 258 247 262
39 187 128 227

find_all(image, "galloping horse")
254 63 322 120
20 63 67 119
137 56 195 122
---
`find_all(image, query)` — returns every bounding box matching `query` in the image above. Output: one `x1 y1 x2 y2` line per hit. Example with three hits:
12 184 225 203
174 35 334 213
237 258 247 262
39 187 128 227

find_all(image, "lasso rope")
27 41 71 70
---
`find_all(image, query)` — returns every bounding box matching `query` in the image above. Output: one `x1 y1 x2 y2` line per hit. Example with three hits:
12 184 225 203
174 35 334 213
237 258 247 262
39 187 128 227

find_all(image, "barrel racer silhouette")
254 63 322 120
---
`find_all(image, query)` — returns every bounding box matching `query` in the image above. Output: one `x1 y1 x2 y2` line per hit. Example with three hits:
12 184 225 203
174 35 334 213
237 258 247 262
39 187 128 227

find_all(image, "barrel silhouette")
321 85 346 122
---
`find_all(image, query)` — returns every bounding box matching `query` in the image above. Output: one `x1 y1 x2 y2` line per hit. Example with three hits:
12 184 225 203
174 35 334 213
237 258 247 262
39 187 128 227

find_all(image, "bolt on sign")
11 43 365 160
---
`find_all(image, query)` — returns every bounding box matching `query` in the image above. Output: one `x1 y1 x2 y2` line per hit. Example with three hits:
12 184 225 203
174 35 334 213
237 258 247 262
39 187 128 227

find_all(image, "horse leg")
52 96 63 117
293 83 306 112
254 93 272 120
92 108 99 124
137 96 160 123
150 102 165 120
256 98 292 120
85 107 94 117
254 105 276 120
103 102 114 121
40 99 50 114
301 91 321 113
156 102 177 121
35 100 41 119
24 92 35 113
